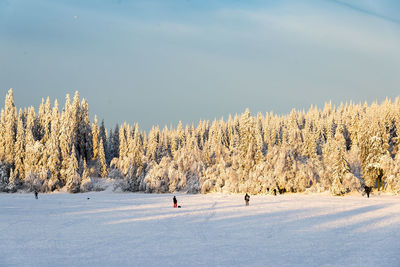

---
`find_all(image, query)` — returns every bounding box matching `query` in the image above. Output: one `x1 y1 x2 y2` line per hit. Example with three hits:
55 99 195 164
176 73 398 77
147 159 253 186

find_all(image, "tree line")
1 89 399 195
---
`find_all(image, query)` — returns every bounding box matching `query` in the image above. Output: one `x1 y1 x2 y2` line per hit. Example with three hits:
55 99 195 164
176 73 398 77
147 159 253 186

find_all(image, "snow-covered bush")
0 162 11 192
80 177 92 192
112 178 130 192
24 172 43 192
65 172 81 193
88 177 114 191
108 168 125 180
342 173 361 192
331 176 345 196
6 169 21 193
385 175 400 194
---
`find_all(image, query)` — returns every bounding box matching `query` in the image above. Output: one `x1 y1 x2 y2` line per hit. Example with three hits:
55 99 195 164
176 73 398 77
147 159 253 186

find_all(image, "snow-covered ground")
1 192 399 267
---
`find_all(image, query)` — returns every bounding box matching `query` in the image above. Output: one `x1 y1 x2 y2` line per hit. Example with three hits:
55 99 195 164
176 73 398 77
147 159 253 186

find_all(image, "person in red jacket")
173 196 177 208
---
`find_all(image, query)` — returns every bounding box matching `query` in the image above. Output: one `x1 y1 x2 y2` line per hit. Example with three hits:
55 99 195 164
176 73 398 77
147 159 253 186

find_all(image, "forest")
0 89 399 195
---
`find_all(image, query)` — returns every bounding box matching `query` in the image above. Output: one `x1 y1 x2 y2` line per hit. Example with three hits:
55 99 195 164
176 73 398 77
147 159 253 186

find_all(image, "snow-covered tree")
363 135 386 189
92 115 100 160
64 146 80 193
14 114 25 181
98 139 107 178
3 89 400 195
4 89 17 164
331 145 349 196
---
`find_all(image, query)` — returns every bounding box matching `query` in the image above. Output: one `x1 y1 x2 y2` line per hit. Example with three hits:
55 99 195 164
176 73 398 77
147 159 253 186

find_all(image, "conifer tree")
119 123 128 159
14 114 25 180
98 139 107 178
65 146 80 193
239 109 256 170
92 115 100 160
147 126 160 163
46 100 61 190
80 160 91 192
363 135 386 189
0 108 6 162
77 98 92 161
4 89 17 164
331 144 349 196
23 107 38 176
7 168 19 192
111 124 120 159
71 92 81 150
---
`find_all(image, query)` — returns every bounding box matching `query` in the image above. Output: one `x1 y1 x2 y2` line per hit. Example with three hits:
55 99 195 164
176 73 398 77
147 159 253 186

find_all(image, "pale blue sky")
1 0 400 130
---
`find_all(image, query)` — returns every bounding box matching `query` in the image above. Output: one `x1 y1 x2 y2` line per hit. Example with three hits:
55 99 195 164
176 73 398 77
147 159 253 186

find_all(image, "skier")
34 190 38 199
244 193 250 206
173 196 177 208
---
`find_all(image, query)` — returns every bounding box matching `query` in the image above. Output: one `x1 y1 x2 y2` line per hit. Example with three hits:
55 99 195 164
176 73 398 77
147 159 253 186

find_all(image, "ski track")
0 192 400 267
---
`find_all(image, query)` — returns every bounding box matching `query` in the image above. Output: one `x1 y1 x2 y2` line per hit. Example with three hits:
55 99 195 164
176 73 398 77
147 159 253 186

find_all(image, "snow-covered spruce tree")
24 107 44 178
38 97 52 144
147 126 161 163
0 109 6 162
98 139 107 178
78 98 92 162
330 144 349 196
118 122 128 160
384 155 400 194
58 94 74 186
378 154 395 192
64 146 80 193
173 145 204 193
7 168 19 192
302 120 318 159
92 115 100 160
99 119 107 154
46 100 62 190
80 160 91 192
321 130 336 190
14 113 25 182
70 92 82 154
144 156 170 193
239 109 257 173
0 162 10 191
4 89 17 165
109 124 120 161
125 124 145 190
362 134 387 190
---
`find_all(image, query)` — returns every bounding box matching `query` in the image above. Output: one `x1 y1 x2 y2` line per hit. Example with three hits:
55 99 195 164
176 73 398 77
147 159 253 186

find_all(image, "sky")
1 0 400 131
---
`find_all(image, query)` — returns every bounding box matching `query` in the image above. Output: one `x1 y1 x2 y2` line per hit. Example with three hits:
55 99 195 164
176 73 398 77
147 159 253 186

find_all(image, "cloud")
217 4 400 57
329 0 400 25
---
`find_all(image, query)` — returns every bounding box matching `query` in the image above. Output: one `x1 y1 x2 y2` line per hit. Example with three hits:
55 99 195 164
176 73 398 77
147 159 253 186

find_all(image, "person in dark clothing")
244 193 250 206
173 196 177 208
34 190 38 199
364 186 371 198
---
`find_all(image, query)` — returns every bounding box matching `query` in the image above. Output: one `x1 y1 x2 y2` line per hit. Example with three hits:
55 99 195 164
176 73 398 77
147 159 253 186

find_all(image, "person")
173 196 177 208
34 190 38 199
244 193 250 206
364 186 371 198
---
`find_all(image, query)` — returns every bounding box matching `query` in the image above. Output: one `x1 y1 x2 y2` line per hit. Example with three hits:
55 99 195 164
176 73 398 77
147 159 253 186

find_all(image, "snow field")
0 192 399 267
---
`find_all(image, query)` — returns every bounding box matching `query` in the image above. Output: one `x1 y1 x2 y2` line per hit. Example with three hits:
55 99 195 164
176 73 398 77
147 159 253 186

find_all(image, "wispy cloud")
217 3 400 57
329 0 400 25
